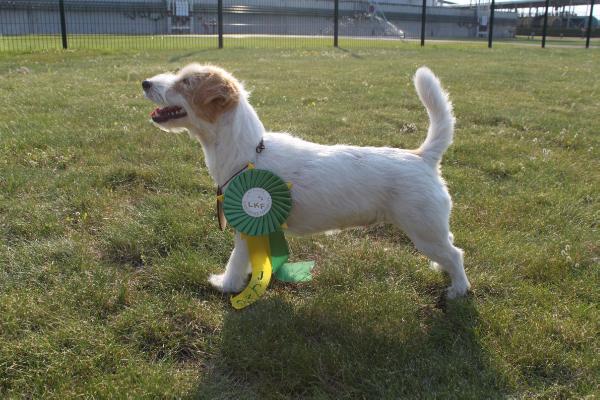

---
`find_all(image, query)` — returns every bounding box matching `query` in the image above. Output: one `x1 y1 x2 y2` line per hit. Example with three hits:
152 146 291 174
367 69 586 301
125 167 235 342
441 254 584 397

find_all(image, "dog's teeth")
149 105 184 121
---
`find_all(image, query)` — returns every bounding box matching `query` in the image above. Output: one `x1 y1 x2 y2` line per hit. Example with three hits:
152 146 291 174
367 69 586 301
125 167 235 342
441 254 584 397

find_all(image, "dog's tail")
414 67 455 167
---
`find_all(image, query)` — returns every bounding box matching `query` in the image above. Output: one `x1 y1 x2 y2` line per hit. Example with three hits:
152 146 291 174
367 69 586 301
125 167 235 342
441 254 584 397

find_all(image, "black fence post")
218 0 223 49
586 0 595 48
334 0 339 47
420 0 427 46
541 0 550 48
488 0 495 48
58 0 68 49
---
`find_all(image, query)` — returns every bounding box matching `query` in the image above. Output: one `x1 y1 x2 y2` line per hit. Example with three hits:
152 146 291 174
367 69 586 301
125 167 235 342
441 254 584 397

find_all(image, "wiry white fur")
144 65 471 299
414 68 456 167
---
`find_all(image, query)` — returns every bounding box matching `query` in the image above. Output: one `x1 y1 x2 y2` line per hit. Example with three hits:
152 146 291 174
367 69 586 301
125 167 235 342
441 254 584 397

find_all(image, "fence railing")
0 0 597 52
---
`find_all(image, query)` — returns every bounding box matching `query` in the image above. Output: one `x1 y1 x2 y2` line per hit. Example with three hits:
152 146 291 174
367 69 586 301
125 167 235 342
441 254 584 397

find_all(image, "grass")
0 42 599 399
512 35 600 47
2 33 597 53
0 35 378 52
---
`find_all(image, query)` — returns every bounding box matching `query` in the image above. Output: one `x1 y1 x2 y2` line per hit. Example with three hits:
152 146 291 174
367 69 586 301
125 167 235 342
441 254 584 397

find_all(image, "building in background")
1 0 518 39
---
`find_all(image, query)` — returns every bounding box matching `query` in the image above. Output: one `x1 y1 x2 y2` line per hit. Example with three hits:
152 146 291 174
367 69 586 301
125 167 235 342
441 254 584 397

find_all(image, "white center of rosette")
241 187 272 218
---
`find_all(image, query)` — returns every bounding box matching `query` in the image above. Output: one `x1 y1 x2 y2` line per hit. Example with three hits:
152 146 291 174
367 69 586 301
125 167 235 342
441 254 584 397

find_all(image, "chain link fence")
0 0 597 51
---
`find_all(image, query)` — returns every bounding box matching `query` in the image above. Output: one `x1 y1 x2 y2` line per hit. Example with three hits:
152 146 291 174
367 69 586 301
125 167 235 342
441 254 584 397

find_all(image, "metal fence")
0 0 597 52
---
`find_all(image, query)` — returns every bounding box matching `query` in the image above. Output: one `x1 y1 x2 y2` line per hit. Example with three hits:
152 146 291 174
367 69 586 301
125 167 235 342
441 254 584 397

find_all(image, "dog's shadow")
188 294 509 398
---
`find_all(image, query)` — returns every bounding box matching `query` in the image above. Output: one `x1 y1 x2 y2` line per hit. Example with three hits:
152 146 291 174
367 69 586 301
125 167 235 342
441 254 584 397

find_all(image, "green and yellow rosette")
218 164 314 310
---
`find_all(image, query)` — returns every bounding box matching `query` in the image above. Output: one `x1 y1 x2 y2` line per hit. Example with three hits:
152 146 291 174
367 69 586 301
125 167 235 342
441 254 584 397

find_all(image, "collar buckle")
255 139 265 154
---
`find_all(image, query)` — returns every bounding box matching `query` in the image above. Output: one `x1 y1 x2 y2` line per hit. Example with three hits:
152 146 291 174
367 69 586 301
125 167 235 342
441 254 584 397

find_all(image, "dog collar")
216 138 265 230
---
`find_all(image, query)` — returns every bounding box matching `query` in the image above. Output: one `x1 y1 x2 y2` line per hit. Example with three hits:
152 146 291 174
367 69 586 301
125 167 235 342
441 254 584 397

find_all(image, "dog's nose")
142 80 152 90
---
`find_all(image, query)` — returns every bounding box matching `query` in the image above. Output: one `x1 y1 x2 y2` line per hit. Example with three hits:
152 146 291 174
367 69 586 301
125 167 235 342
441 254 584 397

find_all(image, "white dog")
143 64 470 299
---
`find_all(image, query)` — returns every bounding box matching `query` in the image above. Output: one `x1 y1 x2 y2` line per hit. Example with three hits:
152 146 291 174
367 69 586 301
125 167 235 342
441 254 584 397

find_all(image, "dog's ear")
187 71 240 123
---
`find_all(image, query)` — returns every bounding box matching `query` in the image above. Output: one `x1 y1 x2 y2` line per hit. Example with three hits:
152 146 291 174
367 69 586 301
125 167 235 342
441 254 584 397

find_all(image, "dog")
142 64 470 299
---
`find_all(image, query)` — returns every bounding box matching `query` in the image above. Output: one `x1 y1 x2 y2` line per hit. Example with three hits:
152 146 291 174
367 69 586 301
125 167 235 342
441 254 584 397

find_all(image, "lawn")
512 35 599 48
0 42 599 399
3 34 597 53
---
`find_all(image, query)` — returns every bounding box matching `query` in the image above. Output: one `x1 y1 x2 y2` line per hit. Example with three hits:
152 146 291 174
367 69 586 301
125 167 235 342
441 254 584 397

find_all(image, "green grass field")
2 33 597 53
0 43 599 399
0 34 426 52
512 35 600 47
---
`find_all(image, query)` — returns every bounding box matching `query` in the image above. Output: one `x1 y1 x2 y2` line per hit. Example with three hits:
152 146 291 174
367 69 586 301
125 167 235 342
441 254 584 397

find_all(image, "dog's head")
142 64 242 132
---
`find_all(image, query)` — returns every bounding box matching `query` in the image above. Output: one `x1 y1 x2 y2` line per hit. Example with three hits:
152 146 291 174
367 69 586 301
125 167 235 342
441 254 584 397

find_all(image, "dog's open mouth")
150 106 187 123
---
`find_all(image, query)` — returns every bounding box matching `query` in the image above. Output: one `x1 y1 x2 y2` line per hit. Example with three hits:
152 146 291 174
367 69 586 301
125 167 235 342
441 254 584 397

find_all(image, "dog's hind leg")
418 239 470 299
390 206 470 299
208 232 251 293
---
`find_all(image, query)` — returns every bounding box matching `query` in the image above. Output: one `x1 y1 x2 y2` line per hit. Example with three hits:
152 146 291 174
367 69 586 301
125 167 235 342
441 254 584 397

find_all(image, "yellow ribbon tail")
230 235 273 310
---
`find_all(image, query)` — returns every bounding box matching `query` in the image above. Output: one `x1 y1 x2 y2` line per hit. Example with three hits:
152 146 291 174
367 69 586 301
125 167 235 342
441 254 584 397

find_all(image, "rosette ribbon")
217 164 314 309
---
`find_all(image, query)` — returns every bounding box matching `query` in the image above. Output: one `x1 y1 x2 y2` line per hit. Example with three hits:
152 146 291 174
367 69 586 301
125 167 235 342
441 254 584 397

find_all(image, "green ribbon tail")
268 231 314 283
275 261 314 283
269 230 289 274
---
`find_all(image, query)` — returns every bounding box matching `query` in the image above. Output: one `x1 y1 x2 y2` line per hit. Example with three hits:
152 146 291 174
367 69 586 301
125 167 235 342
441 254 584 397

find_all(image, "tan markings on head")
174 65 240 123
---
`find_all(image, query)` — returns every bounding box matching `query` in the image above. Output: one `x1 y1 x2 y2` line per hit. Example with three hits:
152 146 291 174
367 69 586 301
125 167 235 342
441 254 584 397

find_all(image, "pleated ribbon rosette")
220 167 314 309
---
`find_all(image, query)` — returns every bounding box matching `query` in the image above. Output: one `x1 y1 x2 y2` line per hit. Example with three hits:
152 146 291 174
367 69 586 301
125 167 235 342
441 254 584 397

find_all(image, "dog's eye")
181 77 190 86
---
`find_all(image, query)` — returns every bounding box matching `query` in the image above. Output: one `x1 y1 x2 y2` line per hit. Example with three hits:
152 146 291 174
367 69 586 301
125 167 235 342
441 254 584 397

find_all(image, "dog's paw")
429 261 443 272
208 273 247 293
445 281 471 299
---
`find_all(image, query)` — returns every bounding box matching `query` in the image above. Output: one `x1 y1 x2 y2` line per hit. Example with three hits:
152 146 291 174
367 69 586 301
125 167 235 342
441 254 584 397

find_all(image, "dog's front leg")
208 232 251 293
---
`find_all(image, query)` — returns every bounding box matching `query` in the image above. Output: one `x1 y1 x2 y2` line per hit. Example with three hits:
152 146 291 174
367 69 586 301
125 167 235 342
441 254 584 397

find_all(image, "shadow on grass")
169 49 216 63
191 295 509 399
336 47 365 59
